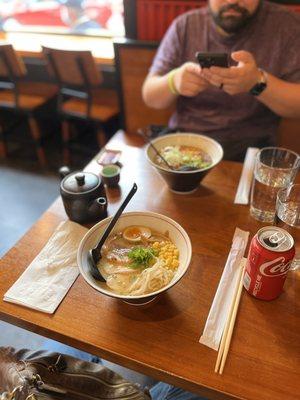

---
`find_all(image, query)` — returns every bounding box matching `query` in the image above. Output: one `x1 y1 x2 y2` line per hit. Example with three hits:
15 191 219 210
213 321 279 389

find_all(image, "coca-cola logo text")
259 257 291 277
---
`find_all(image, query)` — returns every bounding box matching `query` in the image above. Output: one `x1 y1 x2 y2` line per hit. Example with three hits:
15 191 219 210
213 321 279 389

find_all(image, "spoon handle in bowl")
137 129 174 170
94 183 138 253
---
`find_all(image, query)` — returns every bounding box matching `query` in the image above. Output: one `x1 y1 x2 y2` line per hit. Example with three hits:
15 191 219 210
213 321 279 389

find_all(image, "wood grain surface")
0 131 299 400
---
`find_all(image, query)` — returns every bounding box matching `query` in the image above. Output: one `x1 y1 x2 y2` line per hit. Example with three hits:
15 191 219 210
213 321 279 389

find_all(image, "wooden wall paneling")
136 0 205 40
114 40 173 134
135 0 300 41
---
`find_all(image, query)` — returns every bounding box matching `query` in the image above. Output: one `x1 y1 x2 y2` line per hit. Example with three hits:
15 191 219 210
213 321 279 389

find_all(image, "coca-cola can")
244 226 295 301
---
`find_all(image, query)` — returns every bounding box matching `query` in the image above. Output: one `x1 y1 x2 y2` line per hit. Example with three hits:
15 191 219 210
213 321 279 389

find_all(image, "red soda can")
244 226 295 301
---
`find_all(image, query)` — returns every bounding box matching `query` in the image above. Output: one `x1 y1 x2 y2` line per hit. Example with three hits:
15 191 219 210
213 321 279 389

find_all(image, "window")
0 0 124 37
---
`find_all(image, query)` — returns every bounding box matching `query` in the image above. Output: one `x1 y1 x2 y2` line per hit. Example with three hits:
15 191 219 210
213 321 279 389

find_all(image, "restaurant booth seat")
42 47 119 165
114 40 173 135
0 44 57 166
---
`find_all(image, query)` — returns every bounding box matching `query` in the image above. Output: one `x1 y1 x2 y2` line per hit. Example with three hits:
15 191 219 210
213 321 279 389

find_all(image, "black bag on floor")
0 347 151 400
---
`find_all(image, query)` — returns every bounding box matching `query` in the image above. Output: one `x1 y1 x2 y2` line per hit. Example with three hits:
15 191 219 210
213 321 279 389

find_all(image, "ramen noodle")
156 145 212 170
97 225 179 295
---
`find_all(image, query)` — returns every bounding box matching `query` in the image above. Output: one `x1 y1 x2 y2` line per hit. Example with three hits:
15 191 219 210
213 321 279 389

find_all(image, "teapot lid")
61 171 101 194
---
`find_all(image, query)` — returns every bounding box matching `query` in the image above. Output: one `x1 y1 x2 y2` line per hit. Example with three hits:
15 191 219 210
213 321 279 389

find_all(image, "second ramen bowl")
77 211 192 306
146 133 223 193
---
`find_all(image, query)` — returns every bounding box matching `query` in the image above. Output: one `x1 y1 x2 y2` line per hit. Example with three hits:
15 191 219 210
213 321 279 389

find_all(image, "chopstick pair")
215 258 246 374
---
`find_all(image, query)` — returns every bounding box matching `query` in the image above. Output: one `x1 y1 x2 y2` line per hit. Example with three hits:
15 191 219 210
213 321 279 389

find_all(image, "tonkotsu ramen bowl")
146 133 223 193
77 211 192 306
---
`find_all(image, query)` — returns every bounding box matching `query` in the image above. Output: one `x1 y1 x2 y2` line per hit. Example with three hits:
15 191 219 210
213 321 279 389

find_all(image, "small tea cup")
100 164 120 187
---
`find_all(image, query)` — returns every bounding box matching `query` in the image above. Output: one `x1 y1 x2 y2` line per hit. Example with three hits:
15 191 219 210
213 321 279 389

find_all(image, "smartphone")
195 52 229 69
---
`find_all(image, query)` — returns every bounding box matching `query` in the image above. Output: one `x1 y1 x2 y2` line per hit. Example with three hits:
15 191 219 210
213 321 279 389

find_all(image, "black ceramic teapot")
59 167 107 224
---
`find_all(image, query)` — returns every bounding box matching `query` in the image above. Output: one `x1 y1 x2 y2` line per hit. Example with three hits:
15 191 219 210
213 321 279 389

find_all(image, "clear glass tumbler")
250 147 299 222
275 184 300 270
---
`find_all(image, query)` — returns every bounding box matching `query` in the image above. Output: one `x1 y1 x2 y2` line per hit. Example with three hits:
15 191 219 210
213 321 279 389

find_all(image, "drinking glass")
275 184 300 270
250 147 299 222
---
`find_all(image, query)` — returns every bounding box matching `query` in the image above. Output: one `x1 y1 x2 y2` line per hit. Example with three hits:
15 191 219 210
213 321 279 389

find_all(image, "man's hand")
173 62 210 96
201 51 261 95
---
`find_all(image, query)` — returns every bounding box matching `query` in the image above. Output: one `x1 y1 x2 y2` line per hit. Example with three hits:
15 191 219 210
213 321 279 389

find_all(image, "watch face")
250 82 267 96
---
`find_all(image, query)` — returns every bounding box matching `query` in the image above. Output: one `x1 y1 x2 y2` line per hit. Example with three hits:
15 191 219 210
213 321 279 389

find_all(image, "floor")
0 122 156 389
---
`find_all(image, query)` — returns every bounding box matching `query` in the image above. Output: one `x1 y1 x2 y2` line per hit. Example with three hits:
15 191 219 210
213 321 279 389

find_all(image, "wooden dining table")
0 130 299 400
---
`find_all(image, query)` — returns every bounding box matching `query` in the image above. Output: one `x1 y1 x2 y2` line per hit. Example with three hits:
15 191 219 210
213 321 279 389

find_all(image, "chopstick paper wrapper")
234 147 259 205
4 220 88 314
199 228 249 351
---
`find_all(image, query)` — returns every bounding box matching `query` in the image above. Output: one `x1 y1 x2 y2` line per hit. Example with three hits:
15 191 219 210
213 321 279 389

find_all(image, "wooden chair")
114 40 173 134
42 47 119 165
0 44 57 165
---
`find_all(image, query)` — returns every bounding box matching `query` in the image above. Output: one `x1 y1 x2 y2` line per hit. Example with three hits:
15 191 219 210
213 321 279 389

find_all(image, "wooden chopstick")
214 265 243 373
215 259 246 374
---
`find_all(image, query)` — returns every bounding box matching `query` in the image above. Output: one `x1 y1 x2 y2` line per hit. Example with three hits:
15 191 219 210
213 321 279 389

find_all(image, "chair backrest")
42 47 102 88
0 44 26 80
114 40 174 134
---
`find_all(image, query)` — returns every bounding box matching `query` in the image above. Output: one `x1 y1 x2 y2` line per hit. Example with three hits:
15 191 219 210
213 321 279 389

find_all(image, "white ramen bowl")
77 211 192 305
146 133 223 193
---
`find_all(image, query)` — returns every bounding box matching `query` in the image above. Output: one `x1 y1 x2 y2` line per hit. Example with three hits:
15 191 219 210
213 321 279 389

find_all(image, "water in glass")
250 167 292 223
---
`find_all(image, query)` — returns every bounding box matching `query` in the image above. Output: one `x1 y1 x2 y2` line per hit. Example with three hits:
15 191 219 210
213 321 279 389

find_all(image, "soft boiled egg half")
122 225 152 242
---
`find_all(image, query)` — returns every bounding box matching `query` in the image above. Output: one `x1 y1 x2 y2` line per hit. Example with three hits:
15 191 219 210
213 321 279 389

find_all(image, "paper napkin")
199 228 249 351
234 147 259 205
4 220 88 314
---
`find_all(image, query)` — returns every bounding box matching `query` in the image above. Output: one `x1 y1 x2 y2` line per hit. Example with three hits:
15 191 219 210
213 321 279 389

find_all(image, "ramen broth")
97 225 179 295
156 145 212 170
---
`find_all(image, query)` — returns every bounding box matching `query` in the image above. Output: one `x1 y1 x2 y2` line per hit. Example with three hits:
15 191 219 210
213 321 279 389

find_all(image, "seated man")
142 0 300 160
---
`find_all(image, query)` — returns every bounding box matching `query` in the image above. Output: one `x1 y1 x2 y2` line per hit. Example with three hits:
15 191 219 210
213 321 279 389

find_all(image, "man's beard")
210 2 260 34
